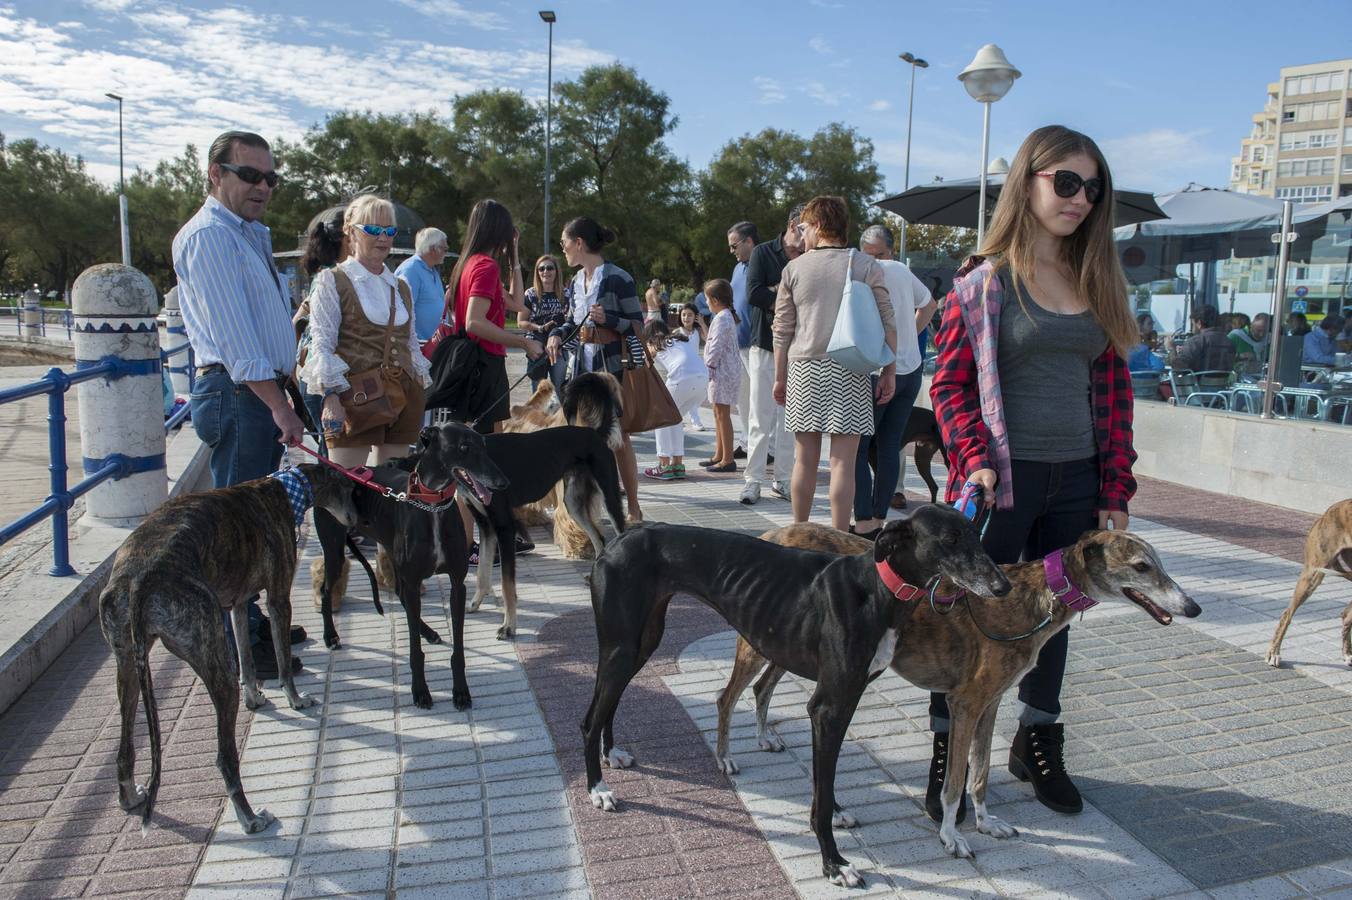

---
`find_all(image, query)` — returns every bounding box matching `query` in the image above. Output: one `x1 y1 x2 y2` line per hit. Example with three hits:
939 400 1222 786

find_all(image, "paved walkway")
2 408 1351 898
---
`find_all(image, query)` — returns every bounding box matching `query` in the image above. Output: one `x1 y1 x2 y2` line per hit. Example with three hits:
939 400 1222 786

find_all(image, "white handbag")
826 250 892 374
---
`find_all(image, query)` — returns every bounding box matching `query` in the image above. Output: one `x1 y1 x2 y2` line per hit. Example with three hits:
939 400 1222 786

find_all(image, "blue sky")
2 0 1350 196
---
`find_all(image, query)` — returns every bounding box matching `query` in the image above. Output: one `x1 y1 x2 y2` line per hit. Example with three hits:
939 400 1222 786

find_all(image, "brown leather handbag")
617 337 681 434
338 285 408 436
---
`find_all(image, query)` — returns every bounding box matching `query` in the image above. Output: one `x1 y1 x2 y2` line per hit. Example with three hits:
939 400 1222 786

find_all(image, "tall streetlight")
539 10 556 257
897 52 928 260
105 92 131 266
957 44 1020 251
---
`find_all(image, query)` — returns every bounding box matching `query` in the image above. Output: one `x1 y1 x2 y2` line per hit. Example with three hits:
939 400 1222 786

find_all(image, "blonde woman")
303 194 430 468
927 125 1139 824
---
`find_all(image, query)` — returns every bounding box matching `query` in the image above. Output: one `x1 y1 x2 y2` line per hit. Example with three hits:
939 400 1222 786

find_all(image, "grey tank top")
997 283 1106 463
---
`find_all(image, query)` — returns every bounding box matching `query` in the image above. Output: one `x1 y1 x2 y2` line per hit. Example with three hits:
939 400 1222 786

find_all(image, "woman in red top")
927 126 1138 825
449 199 543 432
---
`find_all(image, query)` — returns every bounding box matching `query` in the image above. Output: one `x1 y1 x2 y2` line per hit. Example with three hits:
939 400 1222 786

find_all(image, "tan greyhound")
1267 498 1352 669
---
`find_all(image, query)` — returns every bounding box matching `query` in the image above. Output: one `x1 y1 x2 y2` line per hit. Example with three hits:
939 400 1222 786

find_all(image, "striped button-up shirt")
172 195 296 383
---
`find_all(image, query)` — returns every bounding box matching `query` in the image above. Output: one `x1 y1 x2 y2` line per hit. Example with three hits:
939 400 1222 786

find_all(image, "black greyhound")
581 506 1011 888
314 424 508 709
462 425 626 640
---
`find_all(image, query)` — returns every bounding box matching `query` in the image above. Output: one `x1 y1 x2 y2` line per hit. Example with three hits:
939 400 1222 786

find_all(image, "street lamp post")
105 92 131 266
957 44 1020 251
539 10 556 257
897 52 928 261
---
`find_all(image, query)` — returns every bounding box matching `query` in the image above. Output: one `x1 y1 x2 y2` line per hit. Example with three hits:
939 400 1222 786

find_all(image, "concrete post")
21 286 42 336
160 286 191 395
72 264 167 525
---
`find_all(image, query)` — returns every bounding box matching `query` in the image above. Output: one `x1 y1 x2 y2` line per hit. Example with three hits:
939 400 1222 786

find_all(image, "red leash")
291 442 457 510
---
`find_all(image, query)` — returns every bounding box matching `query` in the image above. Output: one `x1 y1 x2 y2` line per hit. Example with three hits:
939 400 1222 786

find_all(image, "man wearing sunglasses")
172 129 305 680
395 227 450 341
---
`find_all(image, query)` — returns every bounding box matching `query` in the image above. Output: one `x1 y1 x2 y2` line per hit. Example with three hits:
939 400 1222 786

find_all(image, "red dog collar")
875 560 928 603
407 470 458 506
1043 549 1098 612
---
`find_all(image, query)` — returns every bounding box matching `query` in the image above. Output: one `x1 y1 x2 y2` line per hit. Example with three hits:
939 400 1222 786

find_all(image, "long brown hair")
449 198 516 300
531 254 561 298
979 125 1135 354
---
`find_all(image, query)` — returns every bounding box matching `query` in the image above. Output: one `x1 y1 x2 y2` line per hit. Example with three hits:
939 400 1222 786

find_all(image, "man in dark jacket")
1168 305 1236 372
740 205 804 504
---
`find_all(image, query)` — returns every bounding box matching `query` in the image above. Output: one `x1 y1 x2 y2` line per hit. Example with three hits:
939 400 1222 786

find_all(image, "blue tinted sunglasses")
355 224 398 237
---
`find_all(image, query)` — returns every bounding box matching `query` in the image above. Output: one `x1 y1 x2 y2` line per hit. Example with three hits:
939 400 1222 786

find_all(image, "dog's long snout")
987 570 1012 598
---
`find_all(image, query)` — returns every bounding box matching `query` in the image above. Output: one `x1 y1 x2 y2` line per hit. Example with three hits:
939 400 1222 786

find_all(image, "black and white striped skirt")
784 357 874 436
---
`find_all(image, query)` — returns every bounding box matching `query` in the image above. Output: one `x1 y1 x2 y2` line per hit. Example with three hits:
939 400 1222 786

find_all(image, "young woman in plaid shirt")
928 125 1139 823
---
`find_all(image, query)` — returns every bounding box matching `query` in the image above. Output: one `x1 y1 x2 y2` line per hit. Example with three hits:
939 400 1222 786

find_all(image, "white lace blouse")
302 257 432 393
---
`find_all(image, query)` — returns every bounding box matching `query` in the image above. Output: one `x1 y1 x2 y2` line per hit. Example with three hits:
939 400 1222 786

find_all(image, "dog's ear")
1079 536 1108 581
873 518 911 562
418 426 436 449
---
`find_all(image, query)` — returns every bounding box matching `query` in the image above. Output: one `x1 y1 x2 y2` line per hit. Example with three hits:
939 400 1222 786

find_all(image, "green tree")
124 144 205 293
450 90 547 255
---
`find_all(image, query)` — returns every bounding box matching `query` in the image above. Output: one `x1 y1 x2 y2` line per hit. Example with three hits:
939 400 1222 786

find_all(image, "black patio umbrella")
873 174 1167 229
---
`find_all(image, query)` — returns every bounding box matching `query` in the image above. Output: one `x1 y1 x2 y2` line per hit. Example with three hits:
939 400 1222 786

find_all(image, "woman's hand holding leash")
1098 509 1128 531
967 468 997 508
321 394 346 439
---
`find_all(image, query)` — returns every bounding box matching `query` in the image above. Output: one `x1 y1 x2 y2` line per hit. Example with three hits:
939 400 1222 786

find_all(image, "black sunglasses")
537 265 557 272
1035 170 1103 204
220 162 279 188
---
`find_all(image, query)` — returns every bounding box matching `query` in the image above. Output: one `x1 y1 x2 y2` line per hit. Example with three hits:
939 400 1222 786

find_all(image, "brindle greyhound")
1268 498 1352 669
581 506 1010 888
313 423 509 709
98 463 358 835
716 523 1201 862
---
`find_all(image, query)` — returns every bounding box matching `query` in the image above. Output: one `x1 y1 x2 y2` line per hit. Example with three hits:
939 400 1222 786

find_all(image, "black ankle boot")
924 732 967 824
1008 723 1082 814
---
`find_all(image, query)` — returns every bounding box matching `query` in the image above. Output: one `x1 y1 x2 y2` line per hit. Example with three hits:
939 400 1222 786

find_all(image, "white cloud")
754 76 785 105
808 36 831 55
390 0 507 30
869 99 890 112
802 81 840 107
0 4 612 185
1099 128 1228 193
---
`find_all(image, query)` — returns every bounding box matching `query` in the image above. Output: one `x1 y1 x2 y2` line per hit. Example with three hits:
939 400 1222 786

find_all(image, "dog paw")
423 629 443 645
826 862 864 888
976 813 1018 839
1344 653 1352 668
496 625 514 641
757 733 786 753
243 688 268 710
589 781 618 811
412 685 433 710
940 826 974 859
717 755 739 775
452 688 473 711
240 808 276 834
604 747 635 769
119 783 148 811
832 808 858 829
467 594 484 613
288 691 316 710
324 633 341 651
1265 649 1282 668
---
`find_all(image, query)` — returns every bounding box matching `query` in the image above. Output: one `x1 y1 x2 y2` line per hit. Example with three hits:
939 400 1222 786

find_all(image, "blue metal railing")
0 304 73 341
0 339 194 576
161 341 195 432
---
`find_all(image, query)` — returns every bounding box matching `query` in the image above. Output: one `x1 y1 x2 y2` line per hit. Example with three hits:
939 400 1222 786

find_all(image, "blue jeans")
853 367 923 521
297 377 327 457
929 456 1099 731
191 369 286 658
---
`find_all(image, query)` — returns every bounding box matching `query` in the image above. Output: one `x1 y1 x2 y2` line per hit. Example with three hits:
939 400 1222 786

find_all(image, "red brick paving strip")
0 623 246 899
519 597 798 899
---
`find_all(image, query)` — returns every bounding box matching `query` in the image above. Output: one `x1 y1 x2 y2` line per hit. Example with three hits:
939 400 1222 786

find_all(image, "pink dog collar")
1043 549 1097 612
875 561 927 602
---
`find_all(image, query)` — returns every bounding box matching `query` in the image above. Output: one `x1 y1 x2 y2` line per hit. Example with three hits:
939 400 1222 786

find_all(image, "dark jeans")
929 455 1099 731
190 369 286 659
297 377 327 457
853 367 923 521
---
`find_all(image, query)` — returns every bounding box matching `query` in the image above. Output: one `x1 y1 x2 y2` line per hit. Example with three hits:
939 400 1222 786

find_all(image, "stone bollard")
160 286 192 395
72 264 168 525
21 285 42 336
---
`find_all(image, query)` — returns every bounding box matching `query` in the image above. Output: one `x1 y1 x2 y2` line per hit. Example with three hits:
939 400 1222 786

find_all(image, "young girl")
927 125 1138 824
701 279 742 472
641 320 709 480
522 253 571 391
675 302 708 430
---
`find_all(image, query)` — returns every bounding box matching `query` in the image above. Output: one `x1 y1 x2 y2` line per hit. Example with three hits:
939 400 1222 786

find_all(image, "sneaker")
925 731 968 824
769 481 790 501
671 464 687 478
468 542 502 568
739 482 761 505
1008 723 1083 814
258 622 307 646
514 534 535 555
733 445 747 460
252 644 303 682
644 464 677 480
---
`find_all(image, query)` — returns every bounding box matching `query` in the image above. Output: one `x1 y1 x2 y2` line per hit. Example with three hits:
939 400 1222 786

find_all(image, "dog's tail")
345 534 383 616
127 574 162 835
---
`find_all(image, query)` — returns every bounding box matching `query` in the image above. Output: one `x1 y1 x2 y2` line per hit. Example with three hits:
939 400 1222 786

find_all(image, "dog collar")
875 560 928 603
406 470 458 508
1044 549 1098 612
268 468 312 531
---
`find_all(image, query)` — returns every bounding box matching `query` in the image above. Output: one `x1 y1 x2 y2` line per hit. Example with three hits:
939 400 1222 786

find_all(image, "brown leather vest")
332 267 413 373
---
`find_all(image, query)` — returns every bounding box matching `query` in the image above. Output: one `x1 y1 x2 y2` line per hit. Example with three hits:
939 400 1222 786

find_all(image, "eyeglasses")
537 265 557 273
219 163 279 188
1034 170 1104 204
354 224 398 237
